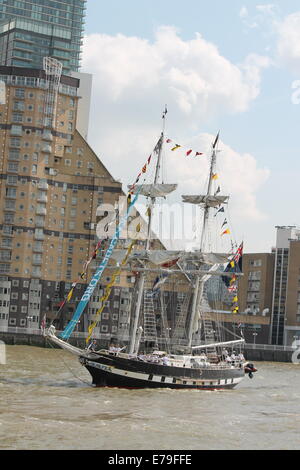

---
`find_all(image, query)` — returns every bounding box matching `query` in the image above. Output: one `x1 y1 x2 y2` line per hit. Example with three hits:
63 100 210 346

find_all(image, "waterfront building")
270 226 300 346
0 0 86 74
235 226 300 347
236 252 274 344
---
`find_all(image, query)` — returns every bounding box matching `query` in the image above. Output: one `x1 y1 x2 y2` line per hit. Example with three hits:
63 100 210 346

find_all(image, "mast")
128 108 167 354
187 132 219 348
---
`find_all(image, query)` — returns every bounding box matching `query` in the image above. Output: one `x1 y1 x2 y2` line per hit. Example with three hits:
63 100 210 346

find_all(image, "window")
15 89 25 99
12 113 23 123
6 187 17 198
11 125 22 136
13 101 25 111
10 137 21 147
7 175 18 185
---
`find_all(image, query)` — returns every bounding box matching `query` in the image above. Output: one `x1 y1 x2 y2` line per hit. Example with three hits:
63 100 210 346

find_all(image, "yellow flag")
171 144 181 151
66 288 74 302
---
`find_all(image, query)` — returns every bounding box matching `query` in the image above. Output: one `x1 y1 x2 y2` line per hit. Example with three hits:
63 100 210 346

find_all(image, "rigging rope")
86 229 141 344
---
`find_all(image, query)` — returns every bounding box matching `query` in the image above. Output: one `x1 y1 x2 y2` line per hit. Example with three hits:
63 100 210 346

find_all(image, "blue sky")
81 1 300 253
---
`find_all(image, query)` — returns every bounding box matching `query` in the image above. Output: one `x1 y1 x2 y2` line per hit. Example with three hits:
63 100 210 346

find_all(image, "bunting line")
165 137 205 158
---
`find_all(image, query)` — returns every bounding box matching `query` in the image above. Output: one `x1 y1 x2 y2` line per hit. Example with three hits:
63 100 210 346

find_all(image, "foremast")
128 109 167 354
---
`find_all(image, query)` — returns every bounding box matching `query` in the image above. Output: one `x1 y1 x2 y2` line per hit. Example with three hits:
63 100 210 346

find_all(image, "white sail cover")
110 249 229 266
129 184 177 198
182 195 229 207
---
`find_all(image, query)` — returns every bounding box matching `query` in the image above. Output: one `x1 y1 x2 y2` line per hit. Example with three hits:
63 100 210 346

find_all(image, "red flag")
147 155 152 164
41 314 46 331
186 150 192 156
166 139 172 143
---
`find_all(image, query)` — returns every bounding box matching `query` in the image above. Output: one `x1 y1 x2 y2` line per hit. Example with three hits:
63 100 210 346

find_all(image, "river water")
0 345 300 450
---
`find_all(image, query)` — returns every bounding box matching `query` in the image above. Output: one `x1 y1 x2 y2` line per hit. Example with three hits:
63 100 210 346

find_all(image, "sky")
80 0 300 253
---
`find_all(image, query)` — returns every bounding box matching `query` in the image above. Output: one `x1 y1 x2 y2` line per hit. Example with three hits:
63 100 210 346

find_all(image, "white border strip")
86 360 244 387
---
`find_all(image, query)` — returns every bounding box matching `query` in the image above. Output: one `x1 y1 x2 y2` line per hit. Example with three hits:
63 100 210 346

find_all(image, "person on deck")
87 339 97 352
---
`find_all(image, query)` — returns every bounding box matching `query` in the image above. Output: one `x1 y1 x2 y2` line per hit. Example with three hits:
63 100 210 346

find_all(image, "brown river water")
0 345 300 450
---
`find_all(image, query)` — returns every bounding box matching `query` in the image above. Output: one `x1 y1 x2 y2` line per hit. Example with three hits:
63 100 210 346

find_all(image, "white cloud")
82 26 269 121
81 27 270 248
239 4 279 32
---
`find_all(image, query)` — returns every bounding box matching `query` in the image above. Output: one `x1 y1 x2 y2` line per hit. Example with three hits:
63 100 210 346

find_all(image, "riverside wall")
0 331 299 363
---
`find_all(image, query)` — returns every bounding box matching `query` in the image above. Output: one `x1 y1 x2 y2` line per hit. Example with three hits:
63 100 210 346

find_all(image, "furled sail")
182 195 229 207
129 184 177 198
110 249 230 266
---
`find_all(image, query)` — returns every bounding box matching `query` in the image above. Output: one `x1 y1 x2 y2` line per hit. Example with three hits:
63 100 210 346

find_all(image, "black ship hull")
79 352 245 390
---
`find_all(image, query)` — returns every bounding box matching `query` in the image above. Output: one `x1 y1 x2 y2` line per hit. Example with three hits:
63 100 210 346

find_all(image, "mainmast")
128 108 167 354
185 132 220 348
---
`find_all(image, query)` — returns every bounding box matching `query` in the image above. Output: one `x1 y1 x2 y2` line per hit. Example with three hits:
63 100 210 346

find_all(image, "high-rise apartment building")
0 0 86 73
0 64 127 334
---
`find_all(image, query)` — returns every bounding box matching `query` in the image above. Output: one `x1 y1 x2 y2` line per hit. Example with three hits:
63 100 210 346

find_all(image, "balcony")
38 181 49 191
41 144 52 153
35 219 45 228
33 245 43 253
36 207 47 216
4 205 16 212
31 269 42 278
42 132 53 142
34 231 45 241
32 259 42 266
37 195 48 203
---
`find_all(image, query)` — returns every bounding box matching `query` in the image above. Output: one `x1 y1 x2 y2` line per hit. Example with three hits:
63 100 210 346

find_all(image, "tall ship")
46 111 257 389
